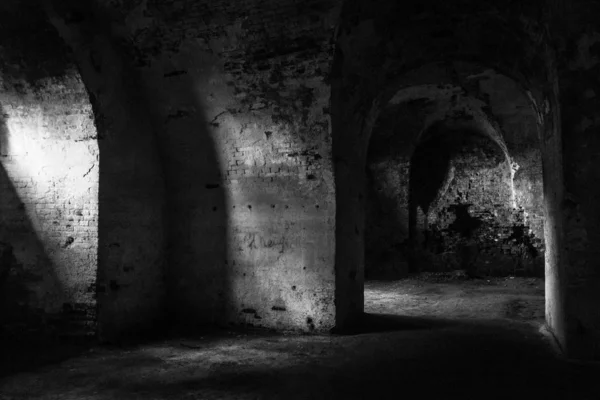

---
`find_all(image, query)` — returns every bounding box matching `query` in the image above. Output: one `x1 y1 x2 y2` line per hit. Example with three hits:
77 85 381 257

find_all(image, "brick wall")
0 2 99 337
71 0 342 332
412 133 544 277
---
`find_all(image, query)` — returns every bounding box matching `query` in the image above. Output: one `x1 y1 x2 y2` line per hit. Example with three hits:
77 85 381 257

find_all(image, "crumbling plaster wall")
46 3 169 341
410 130 543 277
476 71 544 240
5 0 597 358
331 0 556 329
0 2 99 337
363 67 545 279
51 0 342 333
333 0 600 360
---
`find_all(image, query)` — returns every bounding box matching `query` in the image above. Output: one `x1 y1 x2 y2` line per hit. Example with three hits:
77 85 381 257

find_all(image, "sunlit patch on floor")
1 276 597 400
365 274 545 325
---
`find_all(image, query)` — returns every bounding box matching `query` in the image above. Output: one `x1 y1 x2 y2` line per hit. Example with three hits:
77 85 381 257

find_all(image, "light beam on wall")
0 98 99 314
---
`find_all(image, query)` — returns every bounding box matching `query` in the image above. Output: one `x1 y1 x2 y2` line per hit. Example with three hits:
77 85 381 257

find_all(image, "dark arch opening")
406 124 540 277
332 58 560 343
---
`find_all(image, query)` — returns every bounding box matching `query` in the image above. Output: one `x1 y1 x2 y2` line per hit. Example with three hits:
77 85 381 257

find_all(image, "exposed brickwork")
0 1 99 337
332 0 600 359
223 143 324 184
330 0 552 329
38 0 342 332
0 0 598 361
412 134 544 277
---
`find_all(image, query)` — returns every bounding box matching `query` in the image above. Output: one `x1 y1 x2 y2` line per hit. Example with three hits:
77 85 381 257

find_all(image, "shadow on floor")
0 332 92 379
2 317 598 399
106 323 598 399
334 312 455 335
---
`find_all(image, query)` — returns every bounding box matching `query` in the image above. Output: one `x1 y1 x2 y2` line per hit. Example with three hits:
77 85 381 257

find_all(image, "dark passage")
2 0 600 395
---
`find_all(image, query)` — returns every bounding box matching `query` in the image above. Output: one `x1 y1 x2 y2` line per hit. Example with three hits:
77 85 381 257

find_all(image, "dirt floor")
365 273 545 323
1 275 599 400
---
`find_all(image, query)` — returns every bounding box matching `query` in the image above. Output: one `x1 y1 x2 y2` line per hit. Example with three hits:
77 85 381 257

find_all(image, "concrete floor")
1 275 599 399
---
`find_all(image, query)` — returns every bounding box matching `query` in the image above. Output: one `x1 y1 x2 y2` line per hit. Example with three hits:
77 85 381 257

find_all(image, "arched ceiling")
367 63 538 171
334 0 549 91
